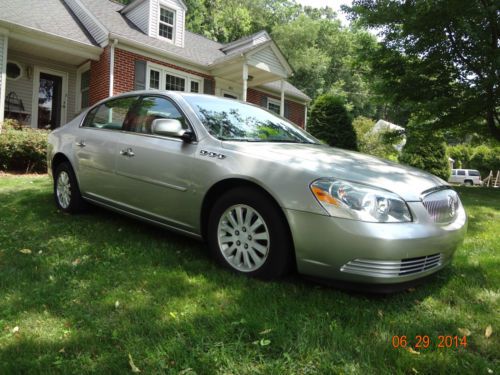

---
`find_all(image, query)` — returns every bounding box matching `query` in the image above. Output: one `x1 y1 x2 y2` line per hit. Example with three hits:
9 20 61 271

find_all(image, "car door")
113 95 199 232
74 96 139 201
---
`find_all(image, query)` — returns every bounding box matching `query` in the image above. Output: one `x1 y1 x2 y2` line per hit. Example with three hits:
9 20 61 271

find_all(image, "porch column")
242 62 248 102
304 104 308 130
0 29 9 127
280 79 285 117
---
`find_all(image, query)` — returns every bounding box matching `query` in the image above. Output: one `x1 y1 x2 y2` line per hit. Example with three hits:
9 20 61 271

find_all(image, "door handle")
76 140 86 147
120 148 135 157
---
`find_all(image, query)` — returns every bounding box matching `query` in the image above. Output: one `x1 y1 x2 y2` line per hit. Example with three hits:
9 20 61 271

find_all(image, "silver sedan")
47 92 467 288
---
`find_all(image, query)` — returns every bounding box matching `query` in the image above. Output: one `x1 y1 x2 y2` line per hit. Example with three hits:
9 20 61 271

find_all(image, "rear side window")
82 96 139 130
125 96 187 134
457 170 466 176
468 170 480 176
452 170 456 175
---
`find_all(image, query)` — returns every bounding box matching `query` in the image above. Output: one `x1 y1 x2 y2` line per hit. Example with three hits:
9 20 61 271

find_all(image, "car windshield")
184 95 319 144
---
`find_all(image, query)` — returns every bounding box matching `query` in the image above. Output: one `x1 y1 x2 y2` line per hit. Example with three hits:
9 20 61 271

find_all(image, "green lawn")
0 175 498 374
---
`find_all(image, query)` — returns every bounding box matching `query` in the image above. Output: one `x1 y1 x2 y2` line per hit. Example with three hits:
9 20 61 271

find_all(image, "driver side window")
126 96 187 134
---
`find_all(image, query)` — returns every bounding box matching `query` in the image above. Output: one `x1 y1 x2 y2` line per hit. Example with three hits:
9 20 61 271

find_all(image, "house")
372 119 406 151
0 0 311 130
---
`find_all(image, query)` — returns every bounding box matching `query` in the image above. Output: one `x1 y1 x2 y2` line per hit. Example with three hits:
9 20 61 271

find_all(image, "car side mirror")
151 119 186 138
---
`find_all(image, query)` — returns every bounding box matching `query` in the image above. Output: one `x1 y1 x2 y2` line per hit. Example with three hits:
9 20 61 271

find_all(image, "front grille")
341 253 443 278
422 189 460 224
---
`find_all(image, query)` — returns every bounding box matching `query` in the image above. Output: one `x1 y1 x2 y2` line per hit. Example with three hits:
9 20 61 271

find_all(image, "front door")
32 68 68 129
114 95 199 231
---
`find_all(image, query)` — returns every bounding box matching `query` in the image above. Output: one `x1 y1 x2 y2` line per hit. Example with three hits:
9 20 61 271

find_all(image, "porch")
0 28 100 129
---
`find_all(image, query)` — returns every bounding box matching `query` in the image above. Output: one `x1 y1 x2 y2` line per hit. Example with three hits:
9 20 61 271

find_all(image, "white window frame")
158 6 176 43
146 62 203 93
6 60 23 81
76 61 91 112
267 97 281 114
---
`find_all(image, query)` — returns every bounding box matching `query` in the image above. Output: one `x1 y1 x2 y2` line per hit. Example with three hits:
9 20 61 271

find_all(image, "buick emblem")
447 194 456 217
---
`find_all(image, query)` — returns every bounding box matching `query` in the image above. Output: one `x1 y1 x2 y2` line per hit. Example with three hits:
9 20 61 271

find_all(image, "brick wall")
247 88 306 128
113 48 215 94
89 46 110 105
88 47 306 127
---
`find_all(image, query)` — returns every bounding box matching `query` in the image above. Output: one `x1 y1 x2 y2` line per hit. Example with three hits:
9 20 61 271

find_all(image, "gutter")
109 39 118 96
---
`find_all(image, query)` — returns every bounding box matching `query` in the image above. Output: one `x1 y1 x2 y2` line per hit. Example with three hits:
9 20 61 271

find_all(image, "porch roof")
0 0 97 47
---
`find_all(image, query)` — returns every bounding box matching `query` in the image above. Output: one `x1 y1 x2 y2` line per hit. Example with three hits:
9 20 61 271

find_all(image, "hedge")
0 121 49 173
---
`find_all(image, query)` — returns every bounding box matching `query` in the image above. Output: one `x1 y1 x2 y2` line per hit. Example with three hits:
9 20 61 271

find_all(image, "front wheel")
53 162 86 213
207 187 293 280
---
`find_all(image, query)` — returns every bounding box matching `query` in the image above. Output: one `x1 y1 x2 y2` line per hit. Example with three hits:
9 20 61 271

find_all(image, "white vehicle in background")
449 169 483 186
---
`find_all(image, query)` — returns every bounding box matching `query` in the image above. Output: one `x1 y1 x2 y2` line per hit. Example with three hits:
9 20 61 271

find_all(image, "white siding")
150 0 185 47
248 47 287 77
6 51 78 122
64 0 108 45
0 34 6 123
127 0 151 34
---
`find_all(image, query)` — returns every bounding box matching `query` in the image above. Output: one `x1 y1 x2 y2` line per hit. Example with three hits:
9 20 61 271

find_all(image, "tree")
308 95 357 150
346 0 500 140
399 123 450 180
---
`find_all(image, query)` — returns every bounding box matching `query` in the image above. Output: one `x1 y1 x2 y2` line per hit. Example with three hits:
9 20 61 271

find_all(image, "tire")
207 187 293 280
53 162 87 213
464 180 473 186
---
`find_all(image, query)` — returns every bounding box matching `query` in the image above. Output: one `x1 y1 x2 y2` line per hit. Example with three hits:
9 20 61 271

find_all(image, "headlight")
310 179 412 223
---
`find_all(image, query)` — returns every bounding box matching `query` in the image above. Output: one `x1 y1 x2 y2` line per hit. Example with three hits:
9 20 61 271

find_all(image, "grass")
0 175 498 374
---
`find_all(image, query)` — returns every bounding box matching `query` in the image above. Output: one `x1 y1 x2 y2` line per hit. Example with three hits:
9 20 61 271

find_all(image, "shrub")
308 94 357 150
399 125 450 180
0 127 49 173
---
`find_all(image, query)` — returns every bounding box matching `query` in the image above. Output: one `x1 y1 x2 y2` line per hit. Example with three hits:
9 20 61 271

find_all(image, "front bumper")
285 201 467 285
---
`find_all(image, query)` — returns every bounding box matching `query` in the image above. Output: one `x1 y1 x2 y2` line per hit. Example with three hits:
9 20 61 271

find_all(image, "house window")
267 98 281 115
165 74 185 91
80 70 90 108
6 61 22 80
147 64 203 94
149 70 160 89
159 7 175 41
190 81 200 93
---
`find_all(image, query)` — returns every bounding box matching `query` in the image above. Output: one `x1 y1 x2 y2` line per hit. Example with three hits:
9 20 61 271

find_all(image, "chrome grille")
341 253 443 278
422 189 460 224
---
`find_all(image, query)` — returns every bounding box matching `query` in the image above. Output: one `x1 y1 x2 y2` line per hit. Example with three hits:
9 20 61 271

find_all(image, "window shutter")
260 95 268 108
134 60 147 90
203 78 214 95
284 101 290 119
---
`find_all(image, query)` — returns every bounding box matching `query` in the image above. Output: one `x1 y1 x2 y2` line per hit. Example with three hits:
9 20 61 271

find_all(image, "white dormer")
121 0 186 47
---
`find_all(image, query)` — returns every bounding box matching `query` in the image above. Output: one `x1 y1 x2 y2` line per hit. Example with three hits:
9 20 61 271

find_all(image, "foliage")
271 12 379 118
447 144 474 169
447 144 500 177
353 116 403 160
346 0 500 140
308 94 357 150
0 176 498 373
0 127 49 173
470 145 500 178
399 123 450 180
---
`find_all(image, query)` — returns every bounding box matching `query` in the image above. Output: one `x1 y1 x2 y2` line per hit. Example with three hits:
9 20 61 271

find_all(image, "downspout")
109 39 118 97
304 104 308 130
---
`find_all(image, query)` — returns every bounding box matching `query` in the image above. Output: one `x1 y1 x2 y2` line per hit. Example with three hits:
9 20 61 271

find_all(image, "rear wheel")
53 162 86 213
464 180 473 186
207 187 293 280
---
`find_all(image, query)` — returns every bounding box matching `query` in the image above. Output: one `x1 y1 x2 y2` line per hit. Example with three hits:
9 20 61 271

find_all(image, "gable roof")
78 0 226 65
0 0 96 46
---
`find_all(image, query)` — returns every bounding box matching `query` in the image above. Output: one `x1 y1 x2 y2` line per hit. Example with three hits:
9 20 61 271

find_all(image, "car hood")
223 142 448 202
